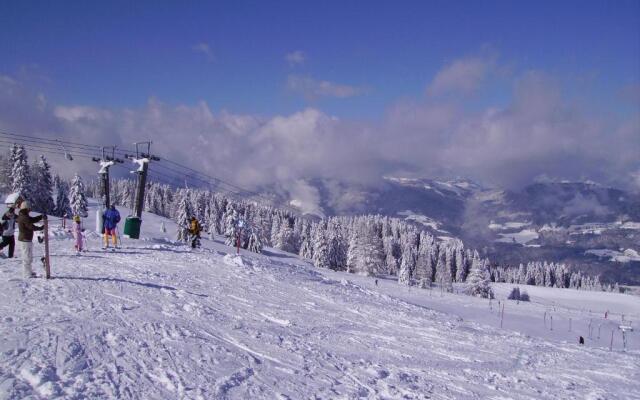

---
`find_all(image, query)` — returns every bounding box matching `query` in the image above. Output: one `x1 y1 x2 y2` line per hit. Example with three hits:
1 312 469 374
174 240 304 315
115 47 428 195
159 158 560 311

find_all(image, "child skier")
72 215 84 254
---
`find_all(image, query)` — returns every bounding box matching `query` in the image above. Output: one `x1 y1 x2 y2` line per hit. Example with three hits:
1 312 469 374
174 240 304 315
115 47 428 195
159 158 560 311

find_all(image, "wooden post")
550 315 553 331
597 324 601 340
609 329 614 351
44 218 51 279
500 303 505 328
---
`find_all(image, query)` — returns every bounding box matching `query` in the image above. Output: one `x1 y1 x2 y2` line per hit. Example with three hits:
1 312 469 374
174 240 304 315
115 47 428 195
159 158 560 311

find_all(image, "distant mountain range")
277 177 640 285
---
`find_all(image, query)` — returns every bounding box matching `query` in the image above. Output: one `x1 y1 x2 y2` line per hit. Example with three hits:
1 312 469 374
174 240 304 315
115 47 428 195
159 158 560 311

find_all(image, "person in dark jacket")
189 216 202 249
17 201 45 278
102 205 121 249
0 206 17 258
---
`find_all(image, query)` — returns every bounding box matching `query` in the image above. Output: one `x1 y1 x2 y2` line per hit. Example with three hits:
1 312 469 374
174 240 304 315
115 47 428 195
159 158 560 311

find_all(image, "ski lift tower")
92 146 123 233
123 142 159 239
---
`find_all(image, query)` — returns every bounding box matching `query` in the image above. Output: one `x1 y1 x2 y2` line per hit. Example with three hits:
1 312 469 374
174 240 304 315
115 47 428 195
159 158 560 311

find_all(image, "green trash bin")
123 216 142 239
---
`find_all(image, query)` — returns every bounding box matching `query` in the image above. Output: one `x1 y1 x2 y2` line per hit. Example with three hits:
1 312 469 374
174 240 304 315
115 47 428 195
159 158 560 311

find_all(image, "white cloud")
285 50 306 66
192 42 214 61
0 66 637 195
286 75 365 100
427 55 495 96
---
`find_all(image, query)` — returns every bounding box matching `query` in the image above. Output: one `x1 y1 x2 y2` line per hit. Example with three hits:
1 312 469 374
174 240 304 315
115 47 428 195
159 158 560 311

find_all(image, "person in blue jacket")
102 205 121 249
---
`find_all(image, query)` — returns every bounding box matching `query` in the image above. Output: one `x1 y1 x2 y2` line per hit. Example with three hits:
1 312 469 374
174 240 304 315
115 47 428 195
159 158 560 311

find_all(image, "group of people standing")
1 196 123 278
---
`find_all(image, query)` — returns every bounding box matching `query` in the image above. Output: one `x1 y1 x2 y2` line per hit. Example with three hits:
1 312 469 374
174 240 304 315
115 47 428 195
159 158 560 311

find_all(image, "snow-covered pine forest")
0 144 612 293
83 177 611 292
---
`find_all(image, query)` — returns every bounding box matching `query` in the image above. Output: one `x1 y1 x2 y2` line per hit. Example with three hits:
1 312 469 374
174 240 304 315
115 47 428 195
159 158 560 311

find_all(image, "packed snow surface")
1 202 639 399
586 248 640 263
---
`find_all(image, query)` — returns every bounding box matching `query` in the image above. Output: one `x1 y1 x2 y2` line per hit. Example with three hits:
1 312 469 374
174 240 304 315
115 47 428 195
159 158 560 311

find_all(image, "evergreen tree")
398 246 414 285
53 175 71 217
312 225 331 269
0 152 12 193
298 220 314 260
68 174 88 217
246 224 264 253
223 206 240 247
31 155 55 214
11 145 31 199
175 195 193 242
274 218 296 253
465 257 494 298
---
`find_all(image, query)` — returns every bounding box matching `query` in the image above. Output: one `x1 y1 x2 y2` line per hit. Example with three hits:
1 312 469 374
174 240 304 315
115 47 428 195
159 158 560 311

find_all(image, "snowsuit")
17 209 44 278
0 209 16 258
189 218 201 249
73 221 83 252
102 207 121 248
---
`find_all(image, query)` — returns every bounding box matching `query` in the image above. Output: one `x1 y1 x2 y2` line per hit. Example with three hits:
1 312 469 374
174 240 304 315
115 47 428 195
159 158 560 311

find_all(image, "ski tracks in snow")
0 231 639 399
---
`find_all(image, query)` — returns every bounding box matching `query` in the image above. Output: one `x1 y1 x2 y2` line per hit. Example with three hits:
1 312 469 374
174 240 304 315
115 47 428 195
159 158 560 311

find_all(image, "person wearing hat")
0 205 17 258
72 215 84 254
16 201 46 278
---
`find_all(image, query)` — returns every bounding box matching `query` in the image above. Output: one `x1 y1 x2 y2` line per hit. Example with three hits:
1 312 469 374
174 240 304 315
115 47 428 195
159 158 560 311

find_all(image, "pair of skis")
38 217 51 279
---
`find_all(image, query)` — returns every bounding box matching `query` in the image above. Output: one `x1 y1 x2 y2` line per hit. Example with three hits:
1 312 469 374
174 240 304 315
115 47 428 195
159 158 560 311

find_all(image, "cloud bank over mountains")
0 54 638 196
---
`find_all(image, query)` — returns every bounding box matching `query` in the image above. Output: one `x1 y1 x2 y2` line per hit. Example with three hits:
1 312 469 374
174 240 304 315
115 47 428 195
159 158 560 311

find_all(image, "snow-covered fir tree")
246 224 264 253
274 218 296 253
31 155 55 214
11 145 31 199
398 246 414 285
223 206 240 247
0 152 12 193
175 195 193 243
465 257 494 298
68 174 88 218
53 175 71 217
312 225 331 270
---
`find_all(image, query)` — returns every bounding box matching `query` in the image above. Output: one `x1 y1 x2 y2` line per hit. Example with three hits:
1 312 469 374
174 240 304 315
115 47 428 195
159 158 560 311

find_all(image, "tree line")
0 144 614 294
86 178 615 293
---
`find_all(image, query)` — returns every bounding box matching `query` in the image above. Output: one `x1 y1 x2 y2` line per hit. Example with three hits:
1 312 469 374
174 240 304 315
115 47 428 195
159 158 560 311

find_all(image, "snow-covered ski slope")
1 201 639 399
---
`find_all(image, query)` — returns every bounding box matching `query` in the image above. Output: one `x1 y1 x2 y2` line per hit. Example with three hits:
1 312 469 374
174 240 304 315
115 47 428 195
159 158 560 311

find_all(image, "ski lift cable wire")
0 129 260 197
0 142 96 161
0 129 294 212
0 130 136 154
0 139 99 158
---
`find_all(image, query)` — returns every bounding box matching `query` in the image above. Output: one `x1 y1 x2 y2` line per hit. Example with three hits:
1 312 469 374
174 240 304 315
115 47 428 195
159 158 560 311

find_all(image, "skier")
16 201 46 278
72 215 84 254
189 216 201 249
579 336 585 345
102 205 121 250
0 205 16 258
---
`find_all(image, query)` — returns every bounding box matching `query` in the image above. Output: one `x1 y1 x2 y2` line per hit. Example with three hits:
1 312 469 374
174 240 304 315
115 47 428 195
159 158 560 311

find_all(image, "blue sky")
1 0 638 118
0 1 639 191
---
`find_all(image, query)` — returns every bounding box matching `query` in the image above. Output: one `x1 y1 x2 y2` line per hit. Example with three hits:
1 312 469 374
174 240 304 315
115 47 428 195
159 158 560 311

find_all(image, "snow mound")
223 254 252 267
